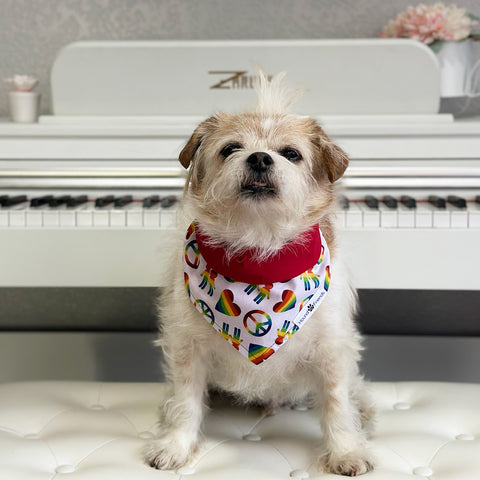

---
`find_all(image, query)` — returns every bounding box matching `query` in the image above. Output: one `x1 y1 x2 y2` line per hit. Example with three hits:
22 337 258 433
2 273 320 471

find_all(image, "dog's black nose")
246 152 273 172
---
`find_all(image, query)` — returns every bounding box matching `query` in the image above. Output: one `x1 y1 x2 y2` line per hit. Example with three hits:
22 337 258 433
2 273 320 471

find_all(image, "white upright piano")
0 41 479 376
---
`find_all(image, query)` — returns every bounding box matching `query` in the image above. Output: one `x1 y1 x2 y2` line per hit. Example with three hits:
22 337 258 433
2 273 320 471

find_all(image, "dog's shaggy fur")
144 73 375 476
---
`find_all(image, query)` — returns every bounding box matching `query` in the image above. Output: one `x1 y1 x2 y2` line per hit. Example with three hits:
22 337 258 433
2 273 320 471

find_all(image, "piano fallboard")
0 226 478 291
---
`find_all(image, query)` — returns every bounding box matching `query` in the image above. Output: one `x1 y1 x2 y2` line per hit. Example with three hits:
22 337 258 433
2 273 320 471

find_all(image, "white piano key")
110 209 126 227
93 209 110 227
448 205 468 228
77 211 93 227
59 209 76 227
9 211 26 227
160 209 178 229
432 206 450 228
0 211 8 227
43 210 60 227
468 203 480 228
143 207 161 228
397 205 415 228
358 203 380 228
415 204 433 228
77 204 94 227
379 204 397 228
345 203 363 228
127 209 144 228
26 209 43 227
8 205 28 227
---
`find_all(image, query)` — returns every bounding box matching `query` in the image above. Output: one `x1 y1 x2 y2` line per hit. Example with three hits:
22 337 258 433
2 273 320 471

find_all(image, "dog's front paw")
319 449 375 477
144 434 198 471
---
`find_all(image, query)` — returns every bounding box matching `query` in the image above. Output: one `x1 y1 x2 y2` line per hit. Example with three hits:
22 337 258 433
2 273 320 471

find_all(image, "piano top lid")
50 39 441 117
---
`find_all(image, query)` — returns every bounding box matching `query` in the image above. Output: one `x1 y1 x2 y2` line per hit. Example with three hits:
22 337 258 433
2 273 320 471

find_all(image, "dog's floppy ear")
178 115 219 169
179 131 202 169
322 140 349 183
311 122 349 183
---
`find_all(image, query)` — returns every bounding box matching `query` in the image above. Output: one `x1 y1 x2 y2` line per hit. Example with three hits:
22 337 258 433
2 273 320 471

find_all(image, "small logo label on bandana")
183 223 331 365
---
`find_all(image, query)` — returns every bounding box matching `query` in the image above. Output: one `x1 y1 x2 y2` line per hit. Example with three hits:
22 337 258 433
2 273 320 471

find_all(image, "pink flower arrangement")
381 3 478 45
4 75 39 92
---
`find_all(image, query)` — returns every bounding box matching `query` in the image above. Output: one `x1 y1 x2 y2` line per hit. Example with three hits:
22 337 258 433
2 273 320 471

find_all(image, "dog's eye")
220 143 242 158
280 148 302 163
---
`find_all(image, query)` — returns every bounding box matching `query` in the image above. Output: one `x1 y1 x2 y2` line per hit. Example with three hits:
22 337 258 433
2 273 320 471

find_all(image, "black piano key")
428 195 446 209
49 195 71 207
476 195 480 205
339 195 349 210
400 195 416 209
382 195 398 209
30 195 54 207
114 195 133 208
95 195 115 208
0 195 9 206
143 195 160 208
67 195 88 207
364 195 378 209
161 195 177 208
447 195 466 209
2 195 27 207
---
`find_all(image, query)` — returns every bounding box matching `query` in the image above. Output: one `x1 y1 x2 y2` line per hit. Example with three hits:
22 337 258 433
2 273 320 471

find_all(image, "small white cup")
8 91 41 123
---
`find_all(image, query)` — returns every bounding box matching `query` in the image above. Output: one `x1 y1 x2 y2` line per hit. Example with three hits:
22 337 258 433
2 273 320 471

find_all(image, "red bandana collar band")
183 222 331 365
194 223 322 284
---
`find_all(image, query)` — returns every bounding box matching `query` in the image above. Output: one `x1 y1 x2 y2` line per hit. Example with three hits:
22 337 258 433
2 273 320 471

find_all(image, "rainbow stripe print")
317 244 325 265
299 294 313 311
324 265 331 291
248 343 275 365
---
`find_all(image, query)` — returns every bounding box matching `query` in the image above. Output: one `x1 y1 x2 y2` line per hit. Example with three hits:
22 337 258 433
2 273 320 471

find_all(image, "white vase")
8 91 41 123
435 39 480 97
435 40 470 97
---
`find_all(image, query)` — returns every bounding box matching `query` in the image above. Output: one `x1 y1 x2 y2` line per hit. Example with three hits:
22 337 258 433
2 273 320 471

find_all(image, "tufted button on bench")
1 381 479 479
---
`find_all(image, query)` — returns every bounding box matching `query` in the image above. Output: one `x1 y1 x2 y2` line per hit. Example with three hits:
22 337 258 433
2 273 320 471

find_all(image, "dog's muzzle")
242 152 276 198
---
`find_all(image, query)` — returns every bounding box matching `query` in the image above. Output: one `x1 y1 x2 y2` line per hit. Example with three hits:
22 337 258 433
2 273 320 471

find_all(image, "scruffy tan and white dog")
145 73 374 476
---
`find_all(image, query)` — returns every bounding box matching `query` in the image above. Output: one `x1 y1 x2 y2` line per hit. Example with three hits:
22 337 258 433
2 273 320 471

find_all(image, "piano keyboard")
338 194 480 229
1 193 479 229
0 194 179 229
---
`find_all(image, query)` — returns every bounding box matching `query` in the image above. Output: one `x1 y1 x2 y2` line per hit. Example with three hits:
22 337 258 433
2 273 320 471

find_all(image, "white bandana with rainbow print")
183 223 331 365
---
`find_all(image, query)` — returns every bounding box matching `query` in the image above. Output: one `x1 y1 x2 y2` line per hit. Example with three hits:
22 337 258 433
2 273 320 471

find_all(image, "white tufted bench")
1 381 479 479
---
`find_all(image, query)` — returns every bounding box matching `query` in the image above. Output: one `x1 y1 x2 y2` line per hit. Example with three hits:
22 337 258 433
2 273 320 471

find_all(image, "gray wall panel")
1 332 479 383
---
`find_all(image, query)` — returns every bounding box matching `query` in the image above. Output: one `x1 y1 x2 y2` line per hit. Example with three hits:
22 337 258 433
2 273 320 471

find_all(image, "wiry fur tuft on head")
254 68 306 116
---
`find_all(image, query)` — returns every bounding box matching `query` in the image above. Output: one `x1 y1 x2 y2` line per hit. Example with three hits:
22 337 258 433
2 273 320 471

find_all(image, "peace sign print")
243 310 272 337
194 299 215 325
185 240 201 269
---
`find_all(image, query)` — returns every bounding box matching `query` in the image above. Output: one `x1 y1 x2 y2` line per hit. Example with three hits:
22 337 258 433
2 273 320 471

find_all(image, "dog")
144 72 375 476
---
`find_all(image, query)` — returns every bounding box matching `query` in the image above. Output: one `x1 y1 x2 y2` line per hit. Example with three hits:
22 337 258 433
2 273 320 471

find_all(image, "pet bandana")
183 222 331 365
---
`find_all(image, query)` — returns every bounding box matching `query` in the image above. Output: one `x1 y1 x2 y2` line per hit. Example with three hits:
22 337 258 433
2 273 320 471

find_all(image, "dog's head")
179 72 349 255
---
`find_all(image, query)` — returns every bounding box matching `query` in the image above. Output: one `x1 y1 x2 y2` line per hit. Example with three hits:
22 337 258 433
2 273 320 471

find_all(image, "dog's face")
179 111 348 254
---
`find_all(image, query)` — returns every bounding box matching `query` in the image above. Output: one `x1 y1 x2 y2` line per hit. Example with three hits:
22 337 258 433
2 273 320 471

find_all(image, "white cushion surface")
0 381 479 479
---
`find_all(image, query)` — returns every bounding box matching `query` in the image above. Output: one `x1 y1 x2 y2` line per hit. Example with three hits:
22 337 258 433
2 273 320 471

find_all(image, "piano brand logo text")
208 71 273 90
